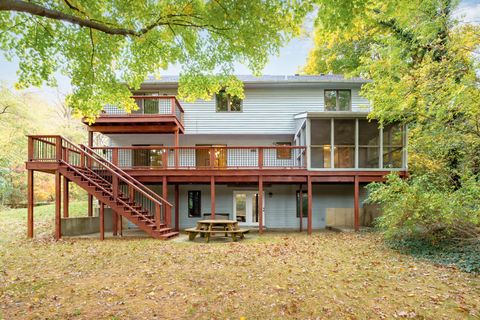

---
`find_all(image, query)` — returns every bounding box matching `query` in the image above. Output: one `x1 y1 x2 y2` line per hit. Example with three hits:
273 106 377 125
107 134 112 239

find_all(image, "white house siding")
106 85 370 135
180 86 369 135
141 183 368 230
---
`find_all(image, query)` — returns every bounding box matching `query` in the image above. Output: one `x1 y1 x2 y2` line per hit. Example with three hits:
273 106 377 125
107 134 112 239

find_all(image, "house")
25 75 407 240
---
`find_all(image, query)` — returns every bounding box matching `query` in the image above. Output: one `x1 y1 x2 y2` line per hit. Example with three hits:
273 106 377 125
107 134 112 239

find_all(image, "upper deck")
83 96 184 134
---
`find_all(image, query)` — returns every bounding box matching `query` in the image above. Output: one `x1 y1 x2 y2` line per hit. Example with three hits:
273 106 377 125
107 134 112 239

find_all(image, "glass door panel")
235 193 246 223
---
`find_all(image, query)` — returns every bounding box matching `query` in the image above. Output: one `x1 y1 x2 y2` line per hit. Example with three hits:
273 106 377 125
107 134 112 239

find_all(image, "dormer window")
216 90 242 112
324 89 351 111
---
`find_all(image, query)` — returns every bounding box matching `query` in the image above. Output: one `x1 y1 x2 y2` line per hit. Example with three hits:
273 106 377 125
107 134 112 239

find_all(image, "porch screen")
333 119 355 168
311 119 331 168
383 124 404 168
359 120 380 168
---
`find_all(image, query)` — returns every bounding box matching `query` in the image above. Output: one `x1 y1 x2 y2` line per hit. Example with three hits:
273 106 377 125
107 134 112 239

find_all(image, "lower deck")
145 182 372 230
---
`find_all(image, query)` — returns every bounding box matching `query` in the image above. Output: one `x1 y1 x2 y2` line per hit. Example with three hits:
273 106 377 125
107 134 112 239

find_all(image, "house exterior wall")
106 85 370 135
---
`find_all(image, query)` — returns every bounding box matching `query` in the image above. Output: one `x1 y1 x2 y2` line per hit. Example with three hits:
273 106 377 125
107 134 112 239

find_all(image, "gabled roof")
143 74 369 85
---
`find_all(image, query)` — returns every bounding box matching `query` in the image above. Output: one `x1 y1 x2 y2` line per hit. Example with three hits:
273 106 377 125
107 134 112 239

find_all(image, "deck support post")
174 128 179 168
162 176 169 227
88 196 93 217
55 171 62 240
174 184 179 231
100 202 105 240
307 175 312 235
354 175 360 232
299 184 303 232
112 211 118 236
118 214 123 236
258 175 263 234
27 169 34 238
210 176 215 219
63 177 69 218
87 131 93 217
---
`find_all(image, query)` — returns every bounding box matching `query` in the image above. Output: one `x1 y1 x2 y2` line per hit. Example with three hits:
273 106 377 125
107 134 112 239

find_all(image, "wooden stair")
60 165 178 240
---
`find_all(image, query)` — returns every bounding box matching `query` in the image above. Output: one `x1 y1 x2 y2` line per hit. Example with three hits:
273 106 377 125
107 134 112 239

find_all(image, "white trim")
379 126 384 169
330 118 335 169
355 118 359 169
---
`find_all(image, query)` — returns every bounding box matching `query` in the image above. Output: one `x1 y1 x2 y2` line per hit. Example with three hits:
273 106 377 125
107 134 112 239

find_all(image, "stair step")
159 231 179 239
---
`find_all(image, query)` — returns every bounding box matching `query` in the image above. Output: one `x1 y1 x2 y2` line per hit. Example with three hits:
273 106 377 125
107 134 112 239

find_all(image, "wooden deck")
26 135 407 238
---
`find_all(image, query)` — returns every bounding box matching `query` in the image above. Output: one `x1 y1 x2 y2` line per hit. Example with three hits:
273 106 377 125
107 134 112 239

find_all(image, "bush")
367 173 480 243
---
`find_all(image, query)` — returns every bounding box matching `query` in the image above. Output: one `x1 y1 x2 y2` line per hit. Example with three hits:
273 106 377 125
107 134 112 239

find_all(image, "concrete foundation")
61 208 128 236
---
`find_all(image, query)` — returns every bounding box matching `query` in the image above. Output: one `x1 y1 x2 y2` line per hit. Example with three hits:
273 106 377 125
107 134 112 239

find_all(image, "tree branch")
0 0 229 37
0 105 9 115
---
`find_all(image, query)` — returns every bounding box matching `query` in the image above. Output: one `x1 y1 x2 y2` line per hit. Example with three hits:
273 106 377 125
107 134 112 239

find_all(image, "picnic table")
185 219 249 242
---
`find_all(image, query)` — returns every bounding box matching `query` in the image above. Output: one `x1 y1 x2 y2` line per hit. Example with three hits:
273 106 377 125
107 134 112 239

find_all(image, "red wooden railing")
102 96 184 125
91 145 307 170
27 135 173 228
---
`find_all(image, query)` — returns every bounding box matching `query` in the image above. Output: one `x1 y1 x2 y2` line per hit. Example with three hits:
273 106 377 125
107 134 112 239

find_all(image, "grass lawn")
1 202 479 319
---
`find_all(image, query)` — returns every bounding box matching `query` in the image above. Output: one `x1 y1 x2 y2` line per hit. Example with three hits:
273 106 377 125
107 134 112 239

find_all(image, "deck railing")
27 135 173 227
102 95 184 124
91 146 307 170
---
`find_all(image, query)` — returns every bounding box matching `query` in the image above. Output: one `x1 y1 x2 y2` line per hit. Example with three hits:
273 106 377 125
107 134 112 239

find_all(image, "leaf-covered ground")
1 203 479 319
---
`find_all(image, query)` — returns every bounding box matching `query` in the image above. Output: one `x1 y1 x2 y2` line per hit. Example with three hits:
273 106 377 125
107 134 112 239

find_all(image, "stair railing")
28 135 172 229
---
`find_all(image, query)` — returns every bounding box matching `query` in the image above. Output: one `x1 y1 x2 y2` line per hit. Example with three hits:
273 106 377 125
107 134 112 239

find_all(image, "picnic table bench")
185 219 249 242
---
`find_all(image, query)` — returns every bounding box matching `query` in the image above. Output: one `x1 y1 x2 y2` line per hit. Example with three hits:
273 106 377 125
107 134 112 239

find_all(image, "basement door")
233 191 265 226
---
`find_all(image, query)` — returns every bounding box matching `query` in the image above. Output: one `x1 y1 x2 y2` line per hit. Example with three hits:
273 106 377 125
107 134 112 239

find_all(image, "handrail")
79 143 172 207
91 145 307 169
62 136 172 208
92 145 306 150
28 135 172 208
59 160 155 225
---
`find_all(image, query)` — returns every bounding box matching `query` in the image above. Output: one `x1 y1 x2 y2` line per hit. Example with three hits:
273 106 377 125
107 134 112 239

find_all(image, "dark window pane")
188 191 201 217
296 191 308 218
324 90 337 111
216 90 242 112
338 90 351 111
216 91 228 112
230 96 242 112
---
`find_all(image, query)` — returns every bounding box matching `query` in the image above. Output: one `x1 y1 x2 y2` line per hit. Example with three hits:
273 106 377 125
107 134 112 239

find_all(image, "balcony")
92 145 307 170
83 96 184 134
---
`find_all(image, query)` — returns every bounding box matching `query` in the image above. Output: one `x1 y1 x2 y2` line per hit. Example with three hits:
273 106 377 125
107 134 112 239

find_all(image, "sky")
0 0 479 102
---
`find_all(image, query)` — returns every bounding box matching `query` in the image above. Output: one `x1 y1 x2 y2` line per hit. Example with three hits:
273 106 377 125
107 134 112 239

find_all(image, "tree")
0 0 310 122
304 0 480 241
0 85 87 207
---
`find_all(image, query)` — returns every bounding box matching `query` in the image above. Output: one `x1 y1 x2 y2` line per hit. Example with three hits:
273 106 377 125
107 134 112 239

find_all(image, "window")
188 191 201 217
275 142 291 159
296 190 308 218
216 90 242 112
132 144 163 167
324 90 351 111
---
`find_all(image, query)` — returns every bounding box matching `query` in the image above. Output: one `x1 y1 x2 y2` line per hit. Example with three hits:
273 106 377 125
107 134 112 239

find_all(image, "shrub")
367 173 480 243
